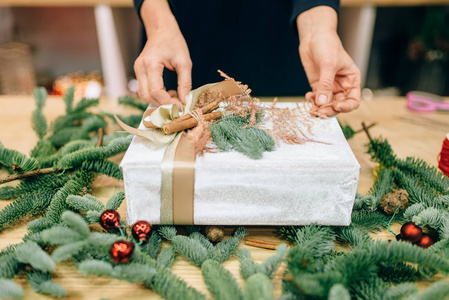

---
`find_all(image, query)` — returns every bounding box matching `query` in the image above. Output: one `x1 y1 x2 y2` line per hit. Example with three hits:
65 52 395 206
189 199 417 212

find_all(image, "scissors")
406 91 449 112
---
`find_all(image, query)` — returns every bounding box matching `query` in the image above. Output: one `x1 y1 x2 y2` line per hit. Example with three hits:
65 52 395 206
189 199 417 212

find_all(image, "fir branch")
212 227 248 263
406 281 449 300
32 108 48 140
112 263 157 283
0 145 40 174
33 87 47 109
140 230 162 260
0 252 20 279
80 159 123 180
105 191 125 211
237 248 259 281
51 241 86 263
335 225 373 248
201 259 243 300
85 210 102 224
170 235 210 266
15 241 55 272
352 276 389 300
157 246 177 269
66 194 104 212
159 226 177 240
73 97 99 113
27 270 67 297
0 190 55 231
118 95 148 112
243 273 272 300
27 217 54 233
328 284 351 300
45 171 95 223
57 135 132 170
366 137 397 168
41 225 85 245
147 267 207 300
63 86 75 114
382 282 417 300
350 210 389 231
368 167 395 208
61 210 90 237
294 225 336 258
0 186 16 200
412 207 449 229
377 262 422 284
396 157 449 195
257 243 289 279
189 232 214 253
30 139 56 159
393 169 435 205
78 259 113 276
0 279 24 299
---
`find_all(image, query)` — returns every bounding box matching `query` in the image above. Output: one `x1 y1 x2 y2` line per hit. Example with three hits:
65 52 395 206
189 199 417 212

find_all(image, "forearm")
296 6 338 43
140 0 180 37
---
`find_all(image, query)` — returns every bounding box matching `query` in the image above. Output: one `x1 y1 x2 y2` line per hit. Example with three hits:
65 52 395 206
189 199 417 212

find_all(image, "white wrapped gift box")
120 102 360 226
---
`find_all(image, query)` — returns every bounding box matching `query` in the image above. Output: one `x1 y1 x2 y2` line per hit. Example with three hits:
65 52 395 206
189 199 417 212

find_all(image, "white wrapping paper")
120 102 360 226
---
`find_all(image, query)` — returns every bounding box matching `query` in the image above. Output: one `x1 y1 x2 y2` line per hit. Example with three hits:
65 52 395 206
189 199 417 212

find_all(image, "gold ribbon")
117 79 242 224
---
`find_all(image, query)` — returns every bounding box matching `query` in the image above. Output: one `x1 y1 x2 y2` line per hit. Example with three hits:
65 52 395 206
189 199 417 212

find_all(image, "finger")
149 89 173 106
305 92 315 104
316 65 337 106
176 60 192 104
168 90 178 98
333 98 360 113
134 64 153 104
317 106 339 117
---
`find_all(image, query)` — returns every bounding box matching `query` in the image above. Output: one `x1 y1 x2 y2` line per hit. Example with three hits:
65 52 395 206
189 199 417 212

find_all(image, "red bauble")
132 220 152 243
400 222 423 243
100 209 121 230
110 240 135 263
417 234 434 249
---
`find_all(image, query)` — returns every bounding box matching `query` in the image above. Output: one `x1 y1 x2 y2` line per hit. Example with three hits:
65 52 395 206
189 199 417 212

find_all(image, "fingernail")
334 104 341 112
317 94 328 106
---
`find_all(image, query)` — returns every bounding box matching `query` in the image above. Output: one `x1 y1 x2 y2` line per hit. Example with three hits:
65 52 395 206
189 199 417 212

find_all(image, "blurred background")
0 0 448 99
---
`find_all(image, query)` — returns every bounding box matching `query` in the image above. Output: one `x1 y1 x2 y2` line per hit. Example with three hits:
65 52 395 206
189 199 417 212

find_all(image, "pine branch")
237 249 259 281
243 273 272 300
73 97 99 113
0 146 40 174
80 159 123 180
294 225 336 258
0 190 55 231
30 140 56 159
105 191 125 210
63 86 75 114
201 259 243 300
27 270 67 297
15 241 55 272
0 252 20 279
45 171 95 223
66 194 105 212
257 243 289 279
157 246 177 269
118 95 148 112
78 259 113 276
0 279 24 299
51 241 86 263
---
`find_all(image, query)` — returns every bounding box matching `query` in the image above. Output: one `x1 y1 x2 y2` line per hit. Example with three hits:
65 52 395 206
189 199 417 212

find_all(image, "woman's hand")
134 0 192 107
297 6 361 117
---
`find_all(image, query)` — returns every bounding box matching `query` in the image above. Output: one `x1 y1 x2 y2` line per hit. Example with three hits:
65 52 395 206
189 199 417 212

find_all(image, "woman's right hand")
134 0 192 107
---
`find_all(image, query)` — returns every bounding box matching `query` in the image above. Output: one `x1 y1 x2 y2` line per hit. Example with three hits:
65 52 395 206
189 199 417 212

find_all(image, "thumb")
315 67 336 106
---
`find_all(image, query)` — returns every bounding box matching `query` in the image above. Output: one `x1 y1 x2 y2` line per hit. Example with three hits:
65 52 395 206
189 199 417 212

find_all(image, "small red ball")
400 222 423 243
110 240 135 263
100 209 121 230
132 220 152 243
417 234 434 249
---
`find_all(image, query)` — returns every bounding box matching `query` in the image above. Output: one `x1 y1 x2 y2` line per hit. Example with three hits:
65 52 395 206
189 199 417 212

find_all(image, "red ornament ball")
417 233 434 249
132 220 152 243
100 209 121 230
400 222 423 243
110 240 135 263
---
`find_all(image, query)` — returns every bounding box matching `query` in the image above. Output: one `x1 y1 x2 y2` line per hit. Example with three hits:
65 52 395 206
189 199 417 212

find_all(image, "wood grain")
0 95 448 299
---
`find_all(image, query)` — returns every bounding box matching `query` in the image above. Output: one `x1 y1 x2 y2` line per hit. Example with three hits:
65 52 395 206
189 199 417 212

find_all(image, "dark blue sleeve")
134 0 145 23
290 0 340 31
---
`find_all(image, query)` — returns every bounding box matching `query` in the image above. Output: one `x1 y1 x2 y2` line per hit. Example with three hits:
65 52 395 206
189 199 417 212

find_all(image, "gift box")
120 101 360 226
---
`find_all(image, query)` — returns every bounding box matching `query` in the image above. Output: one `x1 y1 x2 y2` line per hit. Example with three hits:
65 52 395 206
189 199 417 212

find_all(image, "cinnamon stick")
245 237 289 250
169 101 220 127
162 111 223 135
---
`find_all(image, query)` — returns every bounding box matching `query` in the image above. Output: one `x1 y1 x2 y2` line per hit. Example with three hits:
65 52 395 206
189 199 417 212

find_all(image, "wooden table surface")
0 95 448 299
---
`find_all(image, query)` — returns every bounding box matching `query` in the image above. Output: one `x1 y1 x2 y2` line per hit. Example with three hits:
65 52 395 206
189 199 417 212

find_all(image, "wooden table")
0 95 448 299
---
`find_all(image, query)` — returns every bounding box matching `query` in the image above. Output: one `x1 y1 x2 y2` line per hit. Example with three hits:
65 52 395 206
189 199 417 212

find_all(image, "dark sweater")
134 0 339 96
